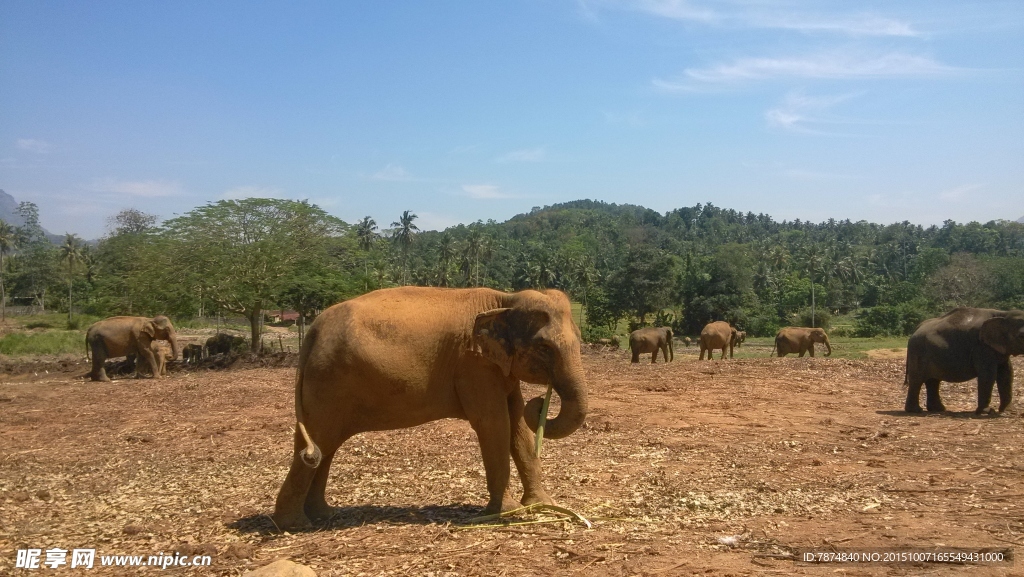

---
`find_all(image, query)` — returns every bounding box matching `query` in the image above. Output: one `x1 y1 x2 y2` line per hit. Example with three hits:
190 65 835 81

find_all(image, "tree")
10 202 58 312
59 233 83 324
390 211 418 285
355 216 378 292
163 199 345 351
0 220 16 321
109 208 158 235
608 245 676 328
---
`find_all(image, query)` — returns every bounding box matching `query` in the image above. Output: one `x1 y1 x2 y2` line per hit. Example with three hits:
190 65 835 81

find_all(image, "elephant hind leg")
905 378 925 413
304 436 349 522
630 350 640 363
273 430 324 530
90 341 110 382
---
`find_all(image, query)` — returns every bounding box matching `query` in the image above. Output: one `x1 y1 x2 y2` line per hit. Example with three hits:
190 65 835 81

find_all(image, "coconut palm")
355 216 378 291
435 232 456 287
0 220 17 322
59 233 83 324
390 211 418 285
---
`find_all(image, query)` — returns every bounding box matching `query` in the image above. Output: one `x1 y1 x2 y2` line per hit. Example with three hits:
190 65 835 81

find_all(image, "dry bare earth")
2 350 1023 576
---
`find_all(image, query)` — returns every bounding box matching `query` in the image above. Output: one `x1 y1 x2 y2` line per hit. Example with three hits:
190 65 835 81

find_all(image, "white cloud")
415 211 463 231
587 1 919 37
16 138 52 153
765 90 862 134
656 52 955 92
370 164 413 181
939 183 984 201
89 178 183 197
495 147 546 163
221 185 285 200
462 184 514 199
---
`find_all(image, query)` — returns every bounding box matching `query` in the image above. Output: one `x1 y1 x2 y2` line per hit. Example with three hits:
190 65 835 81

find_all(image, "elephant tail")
769 341 777 357
294 364 322 468
85 334 90 361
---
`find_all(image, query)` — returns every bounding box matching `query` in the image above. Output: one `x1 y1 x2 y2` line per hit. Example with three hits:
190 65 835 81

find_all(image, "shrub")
581 324 614 343
796 307 831 331
745 314 781 338
854 301 931 337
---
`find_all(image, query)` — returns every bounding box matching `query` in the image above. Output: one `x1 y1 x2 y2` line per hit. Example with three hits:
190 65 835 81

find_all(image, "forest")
1 198 1022 347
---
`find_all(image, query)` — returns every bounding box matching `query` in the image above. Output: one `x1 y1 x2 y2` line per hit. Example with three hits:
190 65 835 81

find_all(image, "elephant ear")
473 308 514 376
140 321 156 339
980 317 1011 355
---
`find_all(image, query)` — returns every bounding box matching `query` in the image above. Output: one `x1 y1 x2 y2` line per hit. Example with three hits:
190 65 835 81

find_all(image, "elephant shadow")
875 409 1003 419
228 503 484 534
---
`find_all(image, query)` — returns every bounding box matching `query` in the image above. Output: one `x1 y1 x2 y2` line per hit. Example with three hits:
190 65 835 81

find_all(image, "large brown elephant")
771 327 831 357
699 321 737 360
629 327 673 363
86 316 179 381
272 287 589 530
905 308 1024 414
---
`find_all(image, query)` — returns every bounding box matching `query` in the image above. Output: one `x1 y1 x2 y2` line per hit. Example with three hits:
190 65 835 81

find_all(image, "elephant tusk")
534 384 554 457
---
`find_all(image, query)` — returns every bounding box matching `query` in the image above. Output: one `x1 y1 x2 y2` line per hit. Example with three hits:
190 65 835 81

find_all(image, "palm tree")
463 229 484 286
0 220 17 322
435 232 456 287
355 216 378 291
390 211 418 285
59 233 83 325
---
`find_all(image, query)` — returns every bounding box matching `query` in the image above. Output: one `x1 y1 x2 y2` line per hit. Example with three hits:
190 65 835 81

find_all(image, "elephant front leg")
996 362 1013 413
137 347 159 379
925 379 946 412
457 374 517 514
507 387 555 508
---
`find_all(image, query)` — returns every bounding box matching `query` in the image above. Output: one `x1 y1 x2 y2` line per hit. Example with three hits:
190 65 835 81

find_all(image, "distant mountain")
0 189 63 243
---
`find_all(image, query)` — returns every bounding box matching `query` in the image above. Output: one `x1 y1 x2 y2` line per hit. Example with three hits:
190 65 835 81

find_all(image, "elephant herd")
85 315 248 381
76 291 1024 533
625 323 830 363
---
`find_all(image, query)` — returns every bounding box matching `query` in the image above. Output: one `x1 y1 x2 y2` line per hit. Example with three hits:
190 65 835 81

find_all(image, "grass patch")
0 330 86 356
725 336 907 360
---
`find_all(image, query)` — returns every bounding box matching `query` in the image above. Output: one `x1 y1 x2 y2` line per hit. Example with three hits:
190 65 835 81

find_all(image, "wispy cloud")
657 52 956 91
369 164 414 182
16 138 52 153
462 184 514 199
221 185 284 200
765 90 862 134
939 183 984 201
495 147 546 163
586 1 920 37
89 178 183 197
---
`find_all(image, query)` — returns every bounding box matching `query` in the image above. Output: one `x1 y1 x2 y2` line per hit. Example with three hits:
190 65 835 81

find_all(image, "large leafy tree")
163 198 345 351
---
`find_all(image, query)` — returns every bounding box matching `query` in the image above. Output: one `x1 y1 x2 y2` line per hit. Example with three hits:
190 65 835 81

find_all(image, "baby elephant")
137 341 174 377
182 343 204 364
683 336 692 347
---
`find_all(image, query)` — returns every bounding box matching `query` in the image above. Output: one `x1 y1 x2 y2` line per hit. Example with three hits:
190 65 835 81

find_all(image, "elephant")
182 343 205 364
683 336 692 347
699 321 737 360
629 327 673 363
904 308 1024 415
204 333 247 357
771 327 832 358
734 331 747 347
86 315 178 381
135 341 173 377
272 287 589 530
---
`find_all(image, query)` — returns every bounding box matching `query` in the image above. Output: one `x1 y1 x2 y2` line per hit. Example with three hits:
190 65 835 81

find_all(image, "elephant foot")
483 495 523 516
305 502 337 523
975 407 997 416
904 404 923 414
926 404 946 413
270 510 313 532
521 490 556 508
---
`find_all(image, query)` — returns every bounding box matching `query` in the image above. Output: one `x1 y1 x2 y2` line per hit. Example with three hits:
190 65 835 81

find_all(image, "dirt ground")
2 346 1023 576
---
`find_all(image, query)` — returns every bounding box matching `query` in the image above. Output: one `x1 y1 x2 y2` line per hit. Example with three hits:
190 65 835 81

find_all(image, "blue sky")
2 1 1022 238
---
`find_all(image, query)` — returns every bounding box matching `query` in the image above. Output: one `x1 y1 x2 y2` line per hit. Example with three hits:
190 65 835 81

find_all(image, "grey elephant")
629 327 673 363
771 327 831 357
905 308 1024 414
699 321 737 360
86 316 179 381
272 287 589 530
734 331 747 347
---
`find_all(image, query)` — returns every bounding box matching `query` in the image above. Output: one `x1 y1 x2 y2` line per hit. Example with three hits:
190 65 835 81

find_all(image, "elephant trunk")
168 331 180 360
823 336 832 356
524 362 588 440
